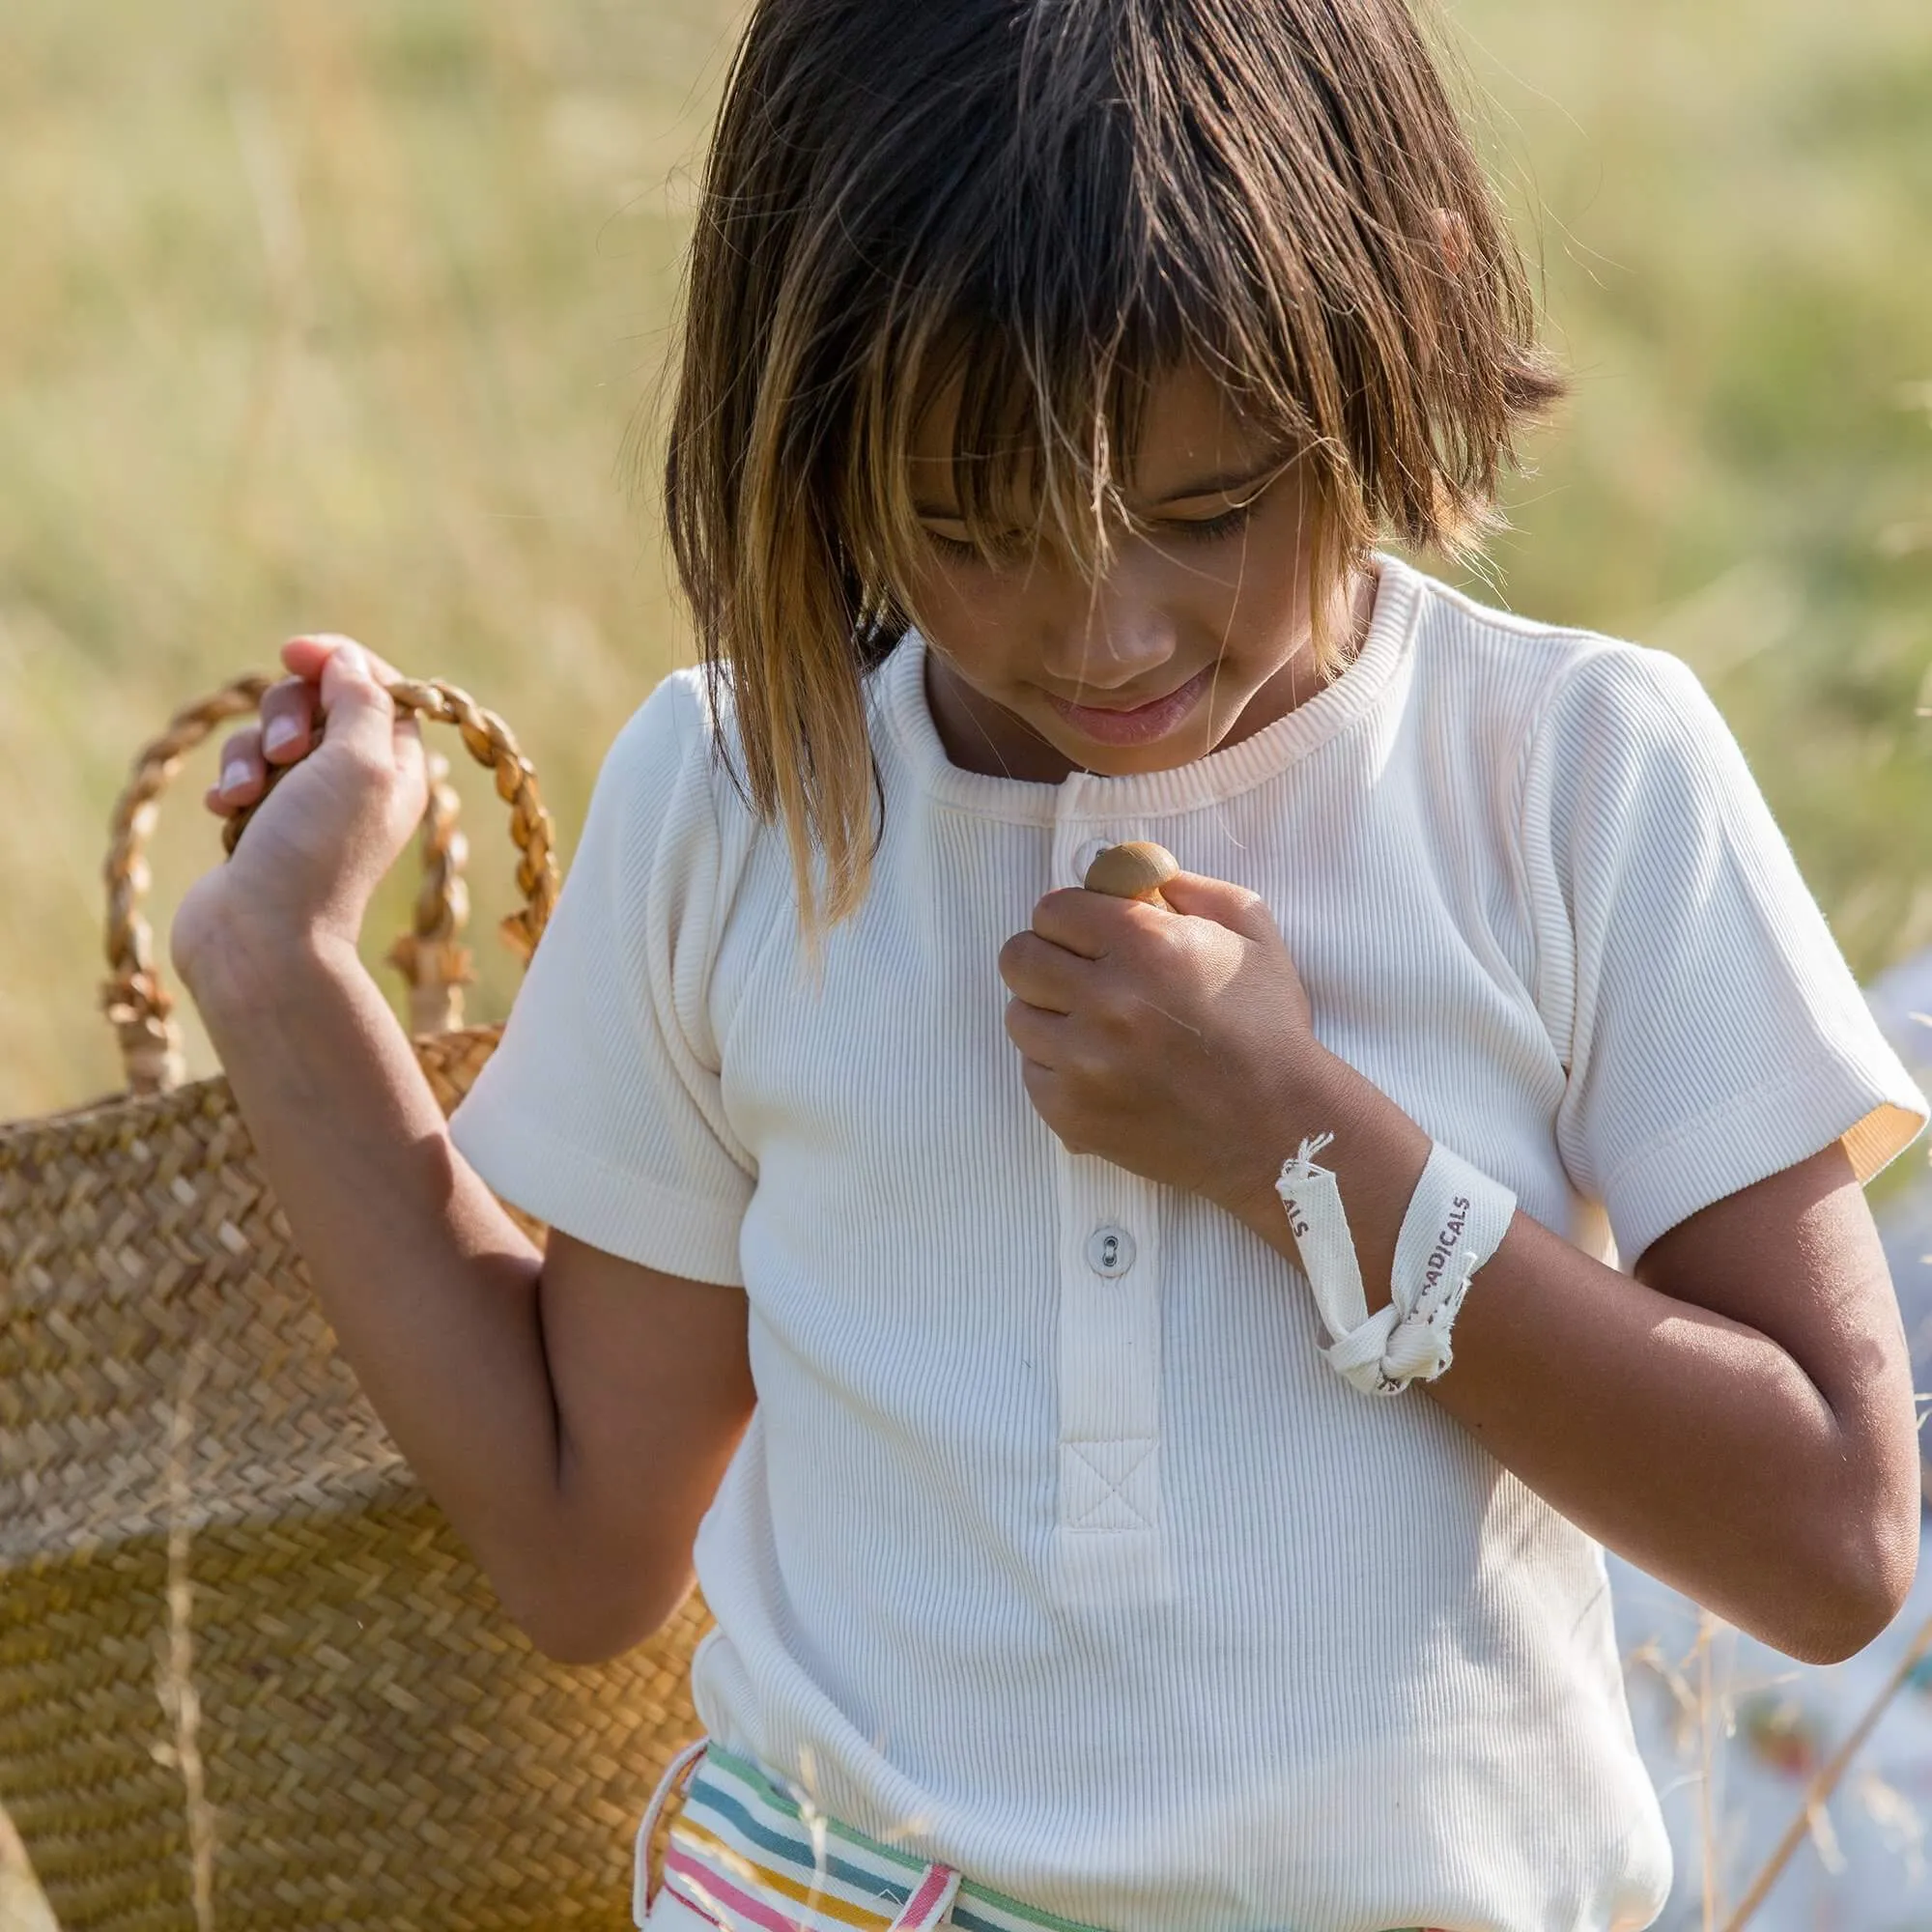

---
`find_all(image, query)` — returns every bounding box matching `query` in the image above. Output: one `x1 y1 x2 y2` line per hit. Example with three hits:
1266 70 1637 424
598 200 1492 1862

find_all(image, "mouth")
1041 665 1213 746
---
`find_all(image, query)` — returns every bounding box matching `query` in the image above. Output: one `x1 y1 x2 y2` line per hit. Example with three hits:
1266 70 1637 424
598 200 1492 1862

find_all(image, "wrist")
1223 1046 1357 1239
176 911 368 1033
1236 1051 1434 1317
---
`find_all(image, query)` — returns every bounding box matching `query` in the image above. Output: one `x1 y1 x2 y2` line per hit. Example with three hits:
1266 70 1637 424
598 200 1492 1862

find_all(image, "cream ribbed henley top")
448 552 1929 1932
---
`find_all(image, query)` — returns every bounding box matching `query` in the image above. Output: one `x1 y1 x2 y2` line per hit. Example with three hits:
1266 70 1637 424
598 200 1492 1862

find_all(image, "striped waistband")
657 1745 1103 1932
644 1742 1439 1932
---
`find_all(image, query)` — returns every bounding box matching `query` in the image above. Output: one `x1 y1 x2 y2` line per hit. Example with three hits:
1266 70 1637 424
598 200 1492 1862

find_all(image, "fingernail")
220 760 251 795
332 641 366 678
262 718 300 754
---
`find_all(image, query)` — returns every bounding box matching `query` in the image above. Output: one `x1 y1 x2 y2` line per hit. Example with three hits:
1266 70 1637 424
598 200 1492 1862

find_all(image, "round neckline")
873 549 1425 823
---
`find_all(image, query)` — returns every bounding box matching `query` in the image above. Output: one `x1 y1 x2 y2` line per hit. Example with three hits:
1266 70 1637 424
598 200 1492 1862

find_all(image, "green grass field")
3 4 1931 1921
4 0 1929 1125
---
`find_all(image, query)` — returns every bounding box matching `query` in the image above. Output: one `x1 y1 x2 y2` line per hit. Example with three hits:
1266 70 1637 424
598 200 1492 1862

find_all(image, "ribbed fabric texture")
449 551 1928 1932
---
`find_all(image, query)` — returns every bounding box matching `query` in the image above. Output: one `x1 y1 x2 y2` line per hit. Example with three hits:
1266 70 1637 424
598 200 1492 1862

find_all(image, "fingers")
280 632 398 689
1156 870 1280 943
997 927 1081 1012
1030 884 1151 958
203 669 323 813
204 635 412 816
259 674 317 766
1005 994 1069 1066
1432 206 1470 278
275 634 403 764
206 724 267 812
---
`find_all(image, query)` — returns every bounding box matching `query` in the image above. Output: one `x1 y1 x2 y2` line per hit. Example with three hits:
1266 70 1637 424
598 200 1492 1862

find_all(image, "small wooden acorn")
1082 839 1180 909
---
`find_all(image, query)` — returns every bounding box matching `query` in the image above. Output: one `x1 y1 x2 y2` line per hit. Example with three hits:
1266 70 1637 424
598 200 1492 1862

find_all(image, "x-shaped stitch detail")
1062 1437 1158 1531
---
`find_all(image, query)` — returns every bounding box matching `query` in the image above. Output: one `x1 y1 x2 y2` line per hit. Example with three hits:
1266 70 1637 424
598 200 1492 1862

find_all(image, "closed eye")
923 527 994 564
922 497 1258 565
1152 498 1260 545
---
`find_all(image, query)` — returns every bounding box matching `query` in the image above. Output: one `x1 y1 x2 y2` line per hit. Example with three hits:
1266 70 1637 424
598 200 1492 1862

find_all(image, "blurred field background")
2 0 1931 1922
3 0 1931 1124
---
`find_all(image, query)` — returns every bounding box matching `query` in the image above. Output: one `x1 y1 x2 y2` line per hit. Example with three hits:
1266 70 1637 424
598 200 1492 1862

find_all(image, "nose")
1034 561 1180 696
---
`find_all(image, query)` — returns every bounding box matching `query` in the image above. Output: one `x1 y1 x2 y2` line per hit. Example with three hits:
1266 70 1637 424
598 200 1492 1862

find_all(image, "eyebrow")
911 446 1295 521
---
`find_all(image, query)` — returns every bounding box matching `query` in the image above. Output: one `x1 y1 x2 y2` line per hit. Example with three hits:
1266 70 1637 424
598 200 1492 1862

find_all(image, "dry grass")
3 0 1931 1921
1627 1594 1932 1926
1720 1610 1932 1928
154 1339 216 1932
0 0 742 1119
0 1816 56 1932
2 0 1929 1126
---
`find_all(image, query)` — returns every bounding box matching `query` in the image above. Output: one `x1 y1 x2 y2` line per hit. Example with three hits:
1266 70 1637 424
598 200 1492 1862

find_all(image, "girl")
174 0 1929 1927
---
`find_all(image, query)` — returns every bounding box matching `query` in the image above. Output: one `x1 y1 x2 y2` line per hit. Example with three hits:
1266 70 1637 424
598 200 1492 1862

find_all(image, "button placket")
1052 796 1151 893
1052 1142 1166 1585
1073 835 1114 884
1085 1225 1135 1277
1046 779 1170 1602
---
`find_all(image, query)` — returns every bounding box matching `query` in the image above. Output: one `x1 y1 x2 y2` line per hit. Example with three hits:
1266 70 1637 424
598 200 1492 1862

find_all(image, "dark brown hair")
662 0 1567 941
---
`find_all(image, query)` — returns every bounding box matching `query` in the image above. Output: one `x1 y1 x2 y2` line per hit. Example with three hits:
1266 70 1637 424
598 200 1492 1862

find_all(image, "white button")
1086 1225 1136 1277
1073 837 1115 885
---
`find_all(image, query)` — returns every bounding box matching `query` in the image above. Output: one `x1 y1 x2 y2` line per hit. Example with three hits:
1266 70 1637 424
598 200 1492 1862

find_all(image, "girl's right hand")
172 636 429 993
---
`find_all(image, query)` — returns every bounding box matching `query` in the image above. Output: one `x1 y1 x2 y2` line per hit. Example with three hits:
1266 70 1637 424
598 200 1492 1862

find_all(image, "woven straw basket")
0 675 709 1929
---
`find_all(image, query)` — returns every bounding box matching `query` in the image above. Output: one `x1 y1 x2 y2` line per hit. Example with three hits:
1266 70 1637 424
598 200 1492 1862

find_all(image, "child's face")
900 360 1364 781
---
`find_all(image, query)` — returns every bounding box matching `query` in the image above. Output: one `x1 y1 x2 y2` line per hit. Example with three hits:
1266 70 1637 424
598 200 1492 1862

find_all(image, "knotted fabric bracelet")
1275 1134 1517 1396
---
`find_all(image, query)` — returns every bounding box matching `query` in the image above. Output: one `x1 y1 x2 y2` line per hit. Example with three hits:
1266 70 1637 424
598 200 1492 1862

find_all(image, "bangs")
664 0 1567 939
850 285 1325 610
837 4 1350 609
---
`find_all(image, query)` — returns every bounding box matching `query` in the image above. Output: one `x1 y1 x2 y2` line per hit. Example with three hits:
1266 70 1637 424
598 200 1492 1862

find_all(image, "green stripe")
695 1746 1426 1932
702 1747 926 1875
684 1773 915 1909
700 1747 1103 1932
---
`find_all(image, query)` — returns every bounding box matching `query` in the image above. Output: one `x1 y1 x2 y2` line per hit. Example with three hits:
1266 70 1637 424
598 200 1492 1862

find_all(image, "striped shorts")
634 1741 1440 1932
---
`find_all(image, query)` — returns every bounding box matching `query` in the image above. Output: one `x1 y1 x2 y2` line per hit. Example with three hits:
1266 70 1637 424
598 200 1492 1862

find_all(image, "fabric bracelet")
1274 1134 1515 1397
1375 1141 1516 1391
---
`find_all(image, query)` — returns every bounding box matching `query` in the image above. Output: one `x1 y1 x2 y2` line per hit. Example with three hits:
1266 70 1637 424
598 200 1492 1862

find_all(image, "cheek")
898 558 1028 673
1194 521 1317 655
1230 543 1310 639
1150 539 1297 663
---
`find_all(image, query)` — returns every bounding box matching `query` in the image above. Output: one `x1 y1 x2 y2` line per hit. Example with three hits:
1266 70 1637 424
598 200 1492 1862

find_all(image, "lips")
1041 665 1213 746
1066 687 1179 714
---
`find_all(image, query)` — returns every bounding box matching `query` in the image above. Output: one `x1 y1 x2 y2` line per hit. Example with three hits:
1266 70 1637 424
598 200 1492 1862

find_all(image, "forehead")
907 358 1277 503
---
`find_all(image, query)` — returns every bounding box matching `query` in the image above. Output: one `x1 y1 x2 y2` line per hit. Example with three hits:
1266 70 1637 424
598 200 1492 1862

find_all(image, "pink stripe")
892 1863 955 1929
660 1879 727 1929
664 1847 808 1932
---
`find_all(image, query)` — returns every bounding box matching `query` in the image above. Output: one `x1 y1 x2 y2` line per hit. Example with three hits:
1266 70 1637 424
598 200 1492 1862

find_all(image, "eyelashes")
923 497 1259 567
924 529 1005 565
1158 499 1261 546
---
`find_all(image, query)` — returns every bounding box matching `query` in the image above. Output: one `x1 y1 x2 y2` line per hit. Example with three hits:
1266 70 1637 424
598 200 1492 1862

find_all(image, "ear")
1432 207 1470 278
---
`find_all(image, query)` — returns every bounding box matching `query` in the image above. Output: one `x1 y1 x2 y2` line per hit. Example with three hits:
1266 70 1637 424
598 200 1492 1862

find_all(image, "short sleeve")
1517 643 1928 1270
446 671 756 1285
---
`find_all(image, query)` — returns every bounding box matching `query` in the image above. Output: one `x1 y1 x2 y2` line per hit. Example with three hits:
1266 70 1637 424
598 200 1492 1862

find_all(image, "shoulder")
603 663 737 785
1389 555 1724 780
593 664 764 842
560 666 777 946
1398 556 1695 707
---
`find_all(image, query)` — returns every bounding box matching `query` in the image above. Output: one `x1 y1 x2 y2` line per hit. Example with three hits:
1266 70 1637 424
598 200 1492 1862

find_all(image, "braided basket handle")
103 674 559 1096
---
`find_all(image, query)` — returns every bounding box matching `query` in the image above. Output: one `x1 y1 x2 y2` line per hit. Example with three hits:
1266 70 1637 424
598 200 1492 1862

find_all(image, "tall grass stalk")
156 1338 217 1932
1697 1611 1719 1930
1722 1609 1932 1930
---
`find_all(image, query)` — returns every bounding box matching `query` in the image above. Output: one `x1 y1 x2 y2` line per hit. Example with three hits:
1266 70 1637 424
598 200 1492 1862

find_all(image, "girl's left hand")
996 871 1324 1215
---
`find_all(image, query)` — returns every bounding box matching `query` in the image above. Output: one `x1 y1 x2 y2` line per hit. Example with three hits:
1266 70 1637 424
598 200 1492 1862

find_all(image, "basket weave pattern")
0 679 709 1929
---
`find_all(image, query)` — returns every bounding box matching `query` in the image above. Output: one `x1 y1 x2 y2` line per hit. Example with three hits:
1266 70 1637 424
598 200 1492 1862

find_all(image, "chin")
1068 733 1217 776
